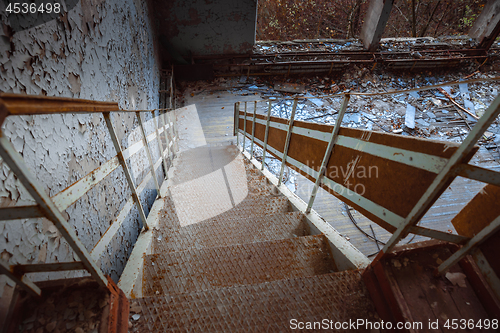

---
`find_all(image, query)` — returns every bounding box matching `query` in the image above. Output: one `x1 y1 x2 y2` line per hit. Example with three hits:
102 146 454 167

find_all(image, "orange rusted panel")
452 184 500 278
239 112 478 232
452 184 500 238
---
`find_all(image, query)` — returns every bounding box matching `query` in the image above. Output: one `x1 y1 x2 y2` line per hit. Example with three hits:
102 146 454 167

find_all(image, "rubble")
13 280 107 333
179 66 500 194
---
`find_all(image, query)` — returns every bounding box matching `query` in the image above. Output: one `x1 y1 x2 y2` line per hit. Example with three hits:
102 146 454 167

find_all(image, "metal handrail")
0 93 179 296
234 80 500 276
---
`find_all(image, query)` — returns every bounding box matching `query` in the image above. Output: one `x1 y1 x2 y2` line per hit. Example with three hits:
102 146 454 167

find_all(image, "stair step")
155 194 290 232
153 212 308 253
143 235 335 296
130 271 378 332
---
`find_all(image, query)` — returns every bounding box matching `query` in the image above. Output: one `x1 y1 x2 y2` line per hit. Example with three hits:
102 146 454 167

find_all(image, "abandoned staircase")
128 144 378 332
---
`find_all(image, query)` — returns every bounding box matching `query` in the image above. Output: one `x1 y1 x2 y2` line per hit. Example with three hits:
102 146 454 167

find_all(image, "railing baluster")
234 102 240 146
261 101 273 171
167 110 178 155
242 102 248 151
162 110 172 161
250 101 257 159
159 109 171 171
152 110 168 179
0 261 41 297
278 98 298 187
0 131 108 288
306 94 350 214
103 112 149 231
136 112 162 198
381 93 500 257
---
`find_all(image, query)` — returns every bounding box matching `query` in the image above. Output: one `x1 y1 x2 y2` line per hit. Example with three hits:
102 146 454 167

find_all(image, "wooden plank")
446 260 491 325
388 252 442 333
409 247 467 332
372 261 408 325
382 260 418 333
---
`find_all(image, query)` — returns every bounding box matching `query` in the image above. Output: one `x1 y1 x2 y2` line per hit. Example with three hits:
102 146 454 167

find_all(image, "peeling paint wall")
151 0 257 57
0 0 162 293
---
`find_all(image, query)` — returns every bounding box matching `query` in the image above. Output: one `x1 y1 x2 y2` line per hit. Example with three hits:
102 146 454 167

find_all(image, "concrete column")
360 0 394 51
469 0 500 50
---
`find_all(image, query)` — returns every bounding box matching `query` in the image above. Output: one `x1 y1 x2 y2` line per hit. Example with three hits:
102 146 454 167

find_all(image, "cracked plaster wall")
156 0 257 56
0 0 163 294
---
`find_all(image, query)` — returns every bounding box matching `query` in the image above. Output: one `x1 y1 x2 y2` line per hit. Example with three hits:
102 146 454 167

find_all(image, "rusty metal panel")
452 184 500 238
238 111 476 233
451 184 500 278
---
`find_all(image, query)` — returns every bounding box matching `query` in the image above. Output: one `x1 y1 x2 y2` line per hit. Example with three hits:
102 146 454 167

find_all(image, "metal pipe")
234 102 240 146
151 110 168 179
261 101 273 171
103 112 149 231
242 102 247 151
0 261 41 297
159 109 171 170
381 94 500 257
250 101 257 159
437 215 500 275
136 112 162 198
305 94 350 214
278 98 298 187
0 131 108 288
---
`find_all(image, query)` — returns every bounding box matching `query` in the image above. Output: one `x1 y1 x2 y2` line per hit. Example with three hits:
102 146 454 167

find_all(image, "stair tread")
153 211 308 253
130 271 378 332
144 235 336 296
156 194 289 231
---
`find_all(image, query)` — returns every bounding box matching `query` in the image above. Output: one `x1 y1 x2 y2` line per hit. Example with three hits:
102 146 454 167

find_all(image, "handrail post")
278 98 298 187
162 110 172 161
0 130 108 288
103 112 149 231
381 93 500 257
242 102 248 151
160 109 171 169
152 110 168 179
136 111 162 198
167 110 178 156
234 102 240 146
261 101 273 171
170 109 179 153
437 216 500 275
250 101 257 159
306 94 350 214
0 260 41 297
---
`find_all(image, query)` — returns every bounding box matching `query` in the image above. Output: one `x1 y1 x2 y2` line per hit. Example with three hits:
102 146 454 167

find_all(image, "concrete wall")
0 0 162 294
152 0 257 57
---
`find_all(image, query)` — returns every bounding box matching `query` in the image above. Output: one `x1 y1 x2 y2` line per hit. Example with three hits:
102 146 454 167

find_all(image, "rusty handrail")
0 93 179 297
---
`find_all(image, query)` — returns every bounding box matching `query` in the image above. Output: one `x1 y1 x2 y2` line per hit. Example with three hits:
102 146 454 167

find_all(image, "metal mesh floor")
153 211 308 254
144 235 336 296
131 270 378 332
130 145 377 331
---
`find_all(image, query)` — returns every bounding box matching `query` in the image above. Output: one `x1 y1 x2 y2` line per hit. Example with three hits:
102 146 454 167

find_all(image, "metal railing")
234 78 500 275
0 93 178 296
